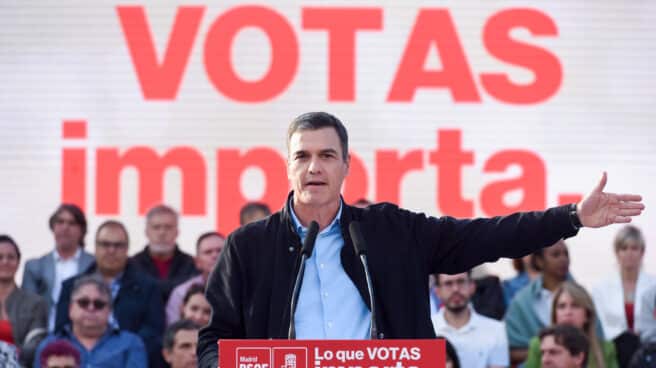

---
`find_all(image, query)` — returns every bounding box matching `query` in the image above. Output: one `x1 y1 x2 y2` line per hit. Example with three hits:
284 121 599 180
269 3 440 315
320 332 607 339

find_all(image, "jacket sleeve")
410 204 578 275
198 233 245 368
125 334 149 368
21 260 39 294
19 295 49 367
136 280 165 365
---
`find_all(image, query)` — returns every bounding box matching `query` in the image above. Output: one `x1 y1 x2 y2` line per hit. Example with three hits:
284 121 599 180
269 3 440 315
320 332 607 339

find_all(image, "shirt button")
320 263 325 269
288 246 294 252
327 322 333 328
323 292 328 297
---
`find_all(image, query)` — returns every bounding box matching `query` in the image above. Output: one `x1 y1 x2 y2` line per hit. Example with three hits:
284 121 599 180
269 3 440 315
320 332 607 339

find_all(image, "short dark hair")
182 283 206 307
436 336 460 368
434 270 472 286
539 324 589 366
162 319 200 350
287 112 349 162
195 231 226 251
0 235 20 261
49 204 87 247
95 220 130 247
39 339 81 367
146 204 178 222
71 275 113 310
239 202 272 225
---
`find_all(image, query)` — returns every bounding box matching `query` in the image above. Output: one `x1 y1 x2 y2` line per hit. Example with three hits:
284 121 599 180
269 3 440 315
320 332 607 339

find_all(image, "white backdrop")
1 1 655 288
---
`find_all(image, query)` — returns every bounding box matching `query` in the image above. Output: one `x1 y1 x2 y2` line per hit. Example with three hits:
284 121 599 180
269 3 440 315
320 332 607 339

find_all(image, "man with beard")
431 271 509 368
130 205 199 302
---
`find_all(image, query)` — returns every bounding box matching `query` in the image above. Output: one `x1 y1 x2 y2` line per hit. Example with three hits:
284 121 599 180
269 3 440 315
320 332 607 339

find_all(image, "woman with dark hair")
502 255 540 306
436 336 460 368
0 235 49 367
180 284 211 327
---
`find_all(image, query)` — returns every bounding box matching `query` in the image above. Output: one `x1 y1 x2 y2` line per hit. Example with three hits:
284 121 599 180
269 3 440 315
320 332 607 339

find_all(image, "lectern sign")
219 339 445 368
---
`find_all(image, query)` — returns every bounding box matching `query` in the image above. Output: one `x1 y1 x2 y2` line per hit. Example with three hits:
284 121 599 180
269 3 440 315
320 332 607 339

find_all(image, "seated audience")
432 271 509 368
239 202 271 225
55 220 165 367
22 204 94 331
525 281 618 368
166 231 224 325
34 276 147 367
591 225 655 366
130 205 199 302
505 240 572 364
539 324 589 368
162 320 200 368
180 284 211 327
503 255 540 306
0 235 48 366
38 339 80 368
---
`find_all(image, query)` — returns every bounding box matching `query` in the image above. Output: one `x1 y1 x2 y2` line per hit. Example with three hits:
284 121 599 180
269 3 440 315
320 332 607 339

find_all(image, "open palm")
578 172 644 228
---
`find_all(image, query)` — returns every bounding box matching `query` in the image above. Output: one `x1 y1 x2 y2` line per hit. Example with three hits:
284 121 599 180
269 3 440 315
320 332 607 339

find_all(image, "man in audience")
162 320 200 368
431 271 509 368
22 204 95 331
55 220 165 367
130 205 199 301
38 339 81 368
539 325 589 368
166 231 225 325
34 276 147 367
239 202 271 226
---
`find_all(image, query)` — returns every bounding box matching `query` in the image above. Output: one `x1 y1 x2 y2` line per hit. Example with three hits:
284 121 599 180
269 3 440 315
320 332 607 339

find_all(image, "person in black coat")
55 220 165 368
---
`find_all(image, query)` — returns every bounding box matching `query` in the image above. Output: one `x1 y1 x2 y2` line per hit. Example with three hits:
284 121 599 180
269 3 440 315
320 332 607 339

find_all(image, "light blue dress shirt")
290 201 371 339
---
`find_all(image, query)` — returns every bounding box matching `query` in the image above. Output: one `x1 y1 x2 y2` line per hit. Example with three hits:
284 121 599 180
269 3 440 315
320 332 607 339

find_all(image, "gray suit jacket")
6 286 48 366
21 249 94 309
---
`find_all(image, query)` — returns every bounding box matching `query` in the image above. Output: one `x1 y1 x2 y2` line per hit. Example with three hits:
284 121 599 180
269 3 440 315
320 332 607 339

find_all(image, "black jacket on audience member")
198 193 580 367
129 245 199 302
55 262 166 368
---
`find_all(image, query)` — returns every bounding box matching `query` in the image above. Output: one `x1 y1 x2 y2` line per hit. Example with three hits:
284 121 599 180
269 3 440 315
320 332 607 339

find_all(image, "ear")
572 352 584 367
162 349 173 364
468 280 476 295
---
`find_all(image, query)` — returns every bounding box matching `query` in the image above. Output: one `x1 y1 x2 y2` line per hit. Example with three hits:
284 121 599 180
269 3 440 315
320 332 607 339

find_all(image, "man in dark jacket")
55 220 165 367
130 204 199 302
198 111 644 368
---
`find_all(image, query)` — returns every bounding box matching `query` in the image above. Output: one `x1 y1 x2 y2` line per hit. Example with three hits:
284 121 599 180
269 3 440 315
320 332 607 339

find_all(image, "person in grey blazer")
0 235 49 367
21 204 94 331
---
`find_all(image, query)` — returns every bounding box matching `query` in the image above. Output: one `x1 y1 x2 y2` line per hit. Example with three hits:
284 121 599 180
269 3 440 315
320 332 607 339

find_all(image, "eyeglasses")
96 240 128 249
74 297 108 311
46 365 76 368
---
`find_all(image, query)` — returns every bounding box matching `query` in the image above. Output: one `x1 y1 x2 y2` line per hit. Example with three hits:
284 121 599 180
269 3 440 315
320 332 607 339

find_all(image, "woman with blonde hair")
525 281 618 368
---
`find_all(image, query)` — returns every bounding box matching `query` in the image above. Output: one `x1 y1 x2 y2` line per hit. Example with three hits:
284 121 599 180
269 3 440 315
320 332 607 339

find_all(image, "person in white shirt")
591 225 656 341
431 271 509 368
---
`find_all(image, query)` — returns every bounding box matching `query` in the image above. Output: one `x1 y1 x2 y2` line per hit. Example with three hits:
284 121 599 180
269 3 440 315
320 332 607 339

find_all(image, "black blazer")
198 192 579 367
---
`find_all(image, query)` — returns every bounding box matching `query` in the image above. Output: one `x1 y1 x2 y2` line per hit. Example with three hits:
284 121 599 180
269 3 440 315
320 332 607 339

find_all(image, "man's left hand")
577 172 645 228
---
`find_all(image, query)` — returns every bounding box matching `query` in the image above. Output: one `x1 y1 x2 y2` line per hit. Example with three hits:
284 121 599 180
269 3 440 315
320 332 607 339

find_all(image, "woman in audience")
180 284 211 327
525 281 618 368
0 235 48 367
592 225 656 340
437 336 460 368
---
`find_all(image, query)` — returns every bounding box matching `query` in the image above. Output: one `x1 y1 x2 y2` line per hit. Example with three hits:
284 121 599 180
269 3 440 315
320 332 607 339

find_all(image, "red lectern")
218 339 445 368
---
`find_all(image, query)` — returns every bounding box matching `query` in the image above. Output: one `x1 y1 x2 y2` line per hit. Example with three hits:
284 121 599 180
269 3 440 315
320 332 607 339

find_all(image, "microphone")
288 220 319 339
348 221 379 339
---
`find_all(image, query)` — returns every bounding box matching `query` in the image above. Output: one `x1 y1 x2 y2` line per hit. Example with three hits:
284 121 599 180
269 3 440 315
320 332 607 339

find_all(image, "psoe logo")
274 348 307 368
237 347 271 368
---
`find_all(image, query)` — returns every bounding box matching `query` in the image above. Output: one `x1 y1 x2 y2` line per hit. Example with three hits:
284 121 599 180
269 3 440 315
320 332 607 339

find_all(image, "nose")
308 156 321 174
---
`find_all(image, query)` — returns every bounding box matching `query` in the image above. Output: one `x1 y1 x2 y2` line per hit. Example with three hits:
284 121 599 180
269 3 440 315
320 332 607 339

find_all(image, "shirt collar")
289 197 343 237
436 304 477 333
53 248 82 262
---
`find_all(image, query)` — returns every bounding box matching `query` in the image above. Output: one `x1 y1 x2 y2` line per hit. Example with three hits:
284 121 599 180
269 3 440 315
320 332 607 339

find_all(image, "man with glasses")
34 276 147 367
431 271 509 368
54 220 165 367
